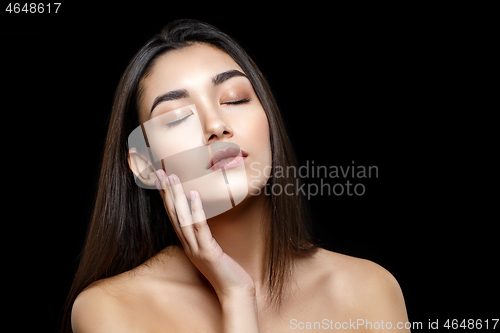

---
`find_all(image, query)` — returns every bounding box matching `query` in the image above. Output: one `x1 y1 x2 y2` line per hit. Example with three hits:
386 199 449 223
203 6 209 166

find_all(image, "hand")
155 169 256 301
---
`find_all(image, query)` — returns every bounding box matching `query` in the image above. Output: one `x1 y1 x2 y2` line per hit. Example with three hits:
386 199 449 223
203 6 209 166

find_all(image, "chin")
180 166 249 220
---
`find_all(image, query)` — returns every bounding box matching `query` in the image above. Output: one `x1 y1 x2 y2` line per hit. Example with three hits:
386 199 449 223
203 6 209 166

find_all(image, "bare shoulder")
71 274 135 333
313 248 402 289
300 248 409 329
71 246 200 333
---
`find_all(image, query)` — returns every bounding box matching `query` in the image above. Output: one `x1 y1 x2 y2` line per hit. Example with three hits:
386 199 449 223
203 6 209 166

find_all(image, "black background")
2 3 497 332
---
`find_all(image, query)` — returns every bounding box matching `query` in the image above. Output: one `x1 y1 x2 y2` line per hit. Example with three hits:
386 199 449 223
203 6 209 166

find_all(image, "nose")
200 105 233 144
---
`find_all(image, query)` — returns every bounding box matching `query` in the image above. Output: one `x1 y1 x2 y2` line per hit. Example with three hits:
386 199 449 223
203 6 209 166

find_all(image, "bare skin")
72 43 410 332
72 246 409 332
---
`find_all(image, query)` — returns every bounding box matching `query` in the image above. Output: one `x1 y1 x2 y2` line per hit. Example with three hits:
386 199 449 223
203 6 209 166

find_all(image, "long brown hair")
61 19 317 332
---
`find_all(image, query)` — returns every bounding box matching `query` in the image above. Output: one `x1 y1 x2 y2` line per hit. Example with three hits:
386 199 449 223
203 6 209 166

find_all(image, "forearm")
220 295 260 333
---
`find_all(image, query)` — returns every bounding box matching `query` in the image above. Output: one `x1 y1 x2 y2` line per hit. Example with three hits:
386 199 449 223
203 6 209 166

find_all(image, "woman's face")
133 43 271 218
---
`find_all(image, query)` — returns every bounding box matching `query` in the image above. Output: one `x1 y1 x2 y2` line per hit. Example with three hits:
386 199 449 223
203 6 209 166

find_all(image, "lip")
209 146 248 171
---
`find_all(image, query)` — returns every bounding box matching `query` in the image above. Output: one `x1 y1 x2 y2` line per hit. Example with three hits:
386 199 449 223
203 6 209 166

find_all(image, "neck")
152 192 271 297
206 191 270 292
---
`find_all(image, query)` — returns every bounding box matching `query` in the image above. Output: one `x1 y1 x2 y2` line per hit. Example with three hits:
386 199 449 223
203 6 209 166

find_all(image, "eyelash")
223 98 251 105
167 114 192 127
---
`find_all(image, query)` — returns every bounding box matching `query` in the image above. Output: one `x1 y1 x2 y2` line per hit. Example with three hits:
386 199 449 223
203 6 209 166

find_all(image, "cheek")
239 110 270 150
253 112 272 163
244 111 272 193
143 112 206 162
255 113 271 142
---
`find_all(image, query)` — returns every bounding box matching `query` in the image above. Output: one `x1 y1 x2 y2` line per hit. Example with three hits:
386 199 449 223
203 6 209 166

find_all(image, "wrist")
219 289 257 308
220 292 260 333
215 281 256 303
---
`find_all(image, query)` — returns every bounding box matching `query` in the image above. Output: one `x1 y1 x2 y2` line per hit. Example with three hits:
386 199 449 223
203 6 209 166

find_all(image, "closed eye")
167 113 193 127
223 98 251 105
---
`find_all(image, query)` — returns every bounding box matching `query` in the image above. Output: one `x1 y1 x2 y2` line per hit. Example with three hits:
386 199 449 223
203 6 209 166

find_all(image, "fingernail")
168 175 174 187
155 170 163 181
190 190 195 201
171 174 180 185
155 180 162 191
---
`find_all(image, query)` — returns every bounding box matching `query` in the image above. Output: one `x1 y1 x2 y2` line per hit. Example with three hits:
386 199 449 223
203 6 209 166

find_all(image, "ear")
128 147 158 187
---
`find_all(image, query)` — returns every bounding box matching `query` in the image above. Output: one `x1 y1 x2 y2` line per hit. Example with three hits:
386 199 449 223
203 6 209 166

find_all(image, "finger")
168 174 193 226
190 190 213 249
155 169 187 246
156 169 177 223
157 170 176 221
169 174 198 251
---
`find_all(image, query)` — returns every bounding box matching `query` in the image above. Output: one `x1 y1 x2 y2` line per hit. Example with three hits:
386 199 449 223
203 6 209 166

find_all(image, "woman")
63 19 409 332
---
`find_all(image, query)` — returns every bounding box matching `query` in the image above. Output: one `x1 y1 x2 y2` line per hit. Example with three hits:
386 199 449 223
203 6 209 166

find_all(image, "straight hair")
61 19 317 333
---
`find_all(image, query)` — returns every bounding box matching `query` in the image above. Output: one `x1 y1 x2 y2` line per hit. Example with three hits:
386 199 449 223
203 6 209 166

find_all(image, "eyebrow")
150 89 189 114
150 69 247 114
212 69 247 86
